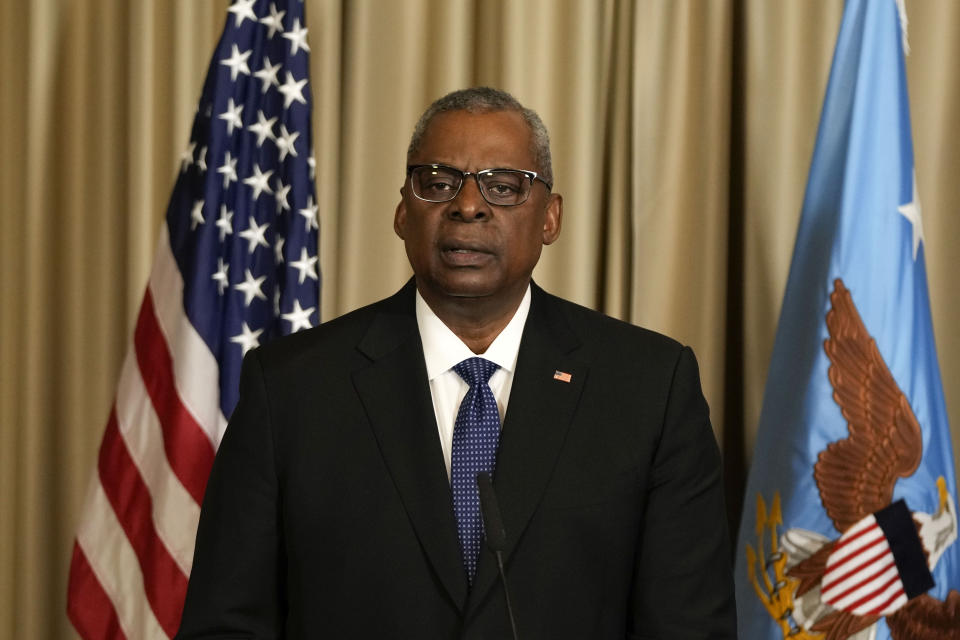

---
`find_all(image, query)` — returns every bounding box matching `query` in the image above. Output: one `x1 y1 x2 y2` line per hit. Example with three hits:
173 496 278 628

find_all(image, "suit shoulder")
540 290 685 359
249 294 393 372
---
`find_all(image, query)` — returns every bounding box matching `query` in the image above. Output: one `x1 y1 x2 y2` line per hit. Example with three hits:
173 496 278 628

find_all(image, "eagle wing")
886 590 960 640
814 279 923 532
788 541 832 597
811 610 879 640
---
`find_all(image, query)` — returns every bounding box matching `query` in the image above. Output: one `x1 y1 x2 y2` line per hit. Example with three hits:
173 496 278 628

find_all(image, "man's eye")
487 182 520 195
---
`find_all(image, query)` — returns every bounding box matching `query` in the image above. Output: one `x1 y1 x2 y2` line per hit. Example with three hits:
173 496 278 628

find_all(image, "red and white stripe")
821 514 909 617
67 229 224 639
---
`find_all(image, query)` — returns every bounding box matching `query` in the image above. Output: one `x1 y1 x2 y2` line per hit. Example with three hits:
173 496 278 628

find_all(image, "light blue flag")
735 1 959 638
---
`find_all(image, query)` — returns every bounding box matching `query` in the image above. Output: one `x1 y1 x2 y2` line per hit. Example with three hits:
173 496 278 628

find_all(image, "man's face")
394 109 562 307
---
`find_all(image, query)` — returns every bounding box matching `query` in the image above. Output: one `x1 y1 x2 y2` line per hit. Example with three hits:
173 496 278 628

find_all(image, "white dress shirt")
415 285 531 480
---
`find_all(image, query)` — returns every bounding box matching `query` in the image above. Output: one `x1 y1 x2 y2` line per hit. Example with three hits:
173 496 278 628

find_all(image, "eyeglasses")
407 164 552 207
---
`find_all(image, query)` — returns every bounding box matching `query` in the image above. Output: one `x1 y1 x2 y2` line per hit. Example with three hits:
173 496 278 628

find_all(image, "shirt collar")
415 285 531 381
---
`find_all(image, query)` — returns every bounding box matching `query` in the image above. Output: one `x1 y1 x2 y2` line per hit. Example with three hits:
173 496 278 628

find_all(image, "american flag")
820 501 934 617
66 1 319 637
821 517 906 616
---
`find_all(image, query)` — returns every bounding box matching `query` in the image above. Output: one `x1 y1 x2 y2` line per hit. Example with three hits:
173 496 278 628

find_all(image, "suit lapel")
351 283 469 610
466 285 588 615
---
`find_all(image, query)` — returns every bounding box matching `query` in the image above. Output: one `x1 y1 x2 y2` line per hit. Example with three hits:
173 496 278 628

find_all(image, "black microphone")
476 472 520 640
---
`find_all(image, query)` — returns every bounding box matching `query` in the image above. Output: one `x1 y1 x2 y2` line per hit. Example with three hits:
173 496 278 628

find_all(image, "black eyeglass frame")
406 163 553 207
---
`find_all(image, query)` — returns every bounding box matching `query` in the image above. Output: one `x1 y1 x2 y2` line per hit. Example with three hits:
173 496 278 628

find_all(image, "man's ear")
541 193 563 245
394 188 407 239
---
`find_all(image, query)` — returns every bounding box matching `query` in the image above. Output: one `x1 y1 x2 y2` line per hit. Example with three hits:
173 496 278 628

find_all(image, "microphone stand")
477 472 520 640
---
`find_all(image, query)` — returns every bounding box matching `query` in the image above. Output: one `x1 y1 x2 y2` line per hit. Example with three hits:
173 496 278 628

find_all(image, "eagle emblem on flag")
746 279 960 640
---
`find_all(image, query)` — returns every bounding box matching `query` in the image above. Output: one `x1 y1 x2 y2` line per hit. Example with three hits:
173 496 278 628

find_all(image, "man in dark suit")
177 87 736 639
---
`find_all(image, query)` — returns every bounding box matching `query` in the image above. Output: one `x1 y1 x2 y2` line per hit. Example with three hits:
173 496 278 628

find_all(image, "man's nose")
449 175 489 220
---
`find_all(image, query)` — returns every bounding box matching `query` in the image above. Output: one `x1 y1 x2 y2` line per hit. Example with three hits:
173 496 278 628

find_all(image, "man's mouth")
441 245 493 266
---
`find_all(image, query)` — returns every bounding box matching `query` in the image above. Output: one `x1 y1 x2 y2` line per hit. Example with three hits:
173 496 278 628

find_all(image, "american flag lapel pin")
553 370 572 383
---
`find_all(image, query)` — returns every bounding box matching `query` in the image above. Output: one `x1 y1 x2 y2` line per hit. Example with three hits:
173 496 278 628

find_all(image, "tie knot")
453 357 500 387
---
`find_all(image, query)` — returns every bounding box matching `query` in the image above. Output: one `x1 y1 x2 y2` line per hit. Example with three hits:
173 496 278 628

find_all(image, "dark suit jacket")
176 281 736 639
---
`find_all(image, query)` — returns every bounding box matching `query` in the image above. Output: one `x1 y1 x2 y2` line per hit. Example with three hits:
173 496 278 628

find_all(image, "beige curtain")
1 1 958 637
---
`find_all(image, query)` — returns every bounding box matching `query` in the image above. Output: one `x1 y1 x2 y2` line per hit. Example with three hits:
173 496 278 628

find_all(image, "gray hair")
406 87 554 187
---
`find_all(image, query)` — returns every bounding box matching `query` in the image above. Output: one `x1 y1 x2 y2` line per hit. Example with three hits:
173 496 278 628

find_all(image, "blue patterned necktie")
451 356 502 585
